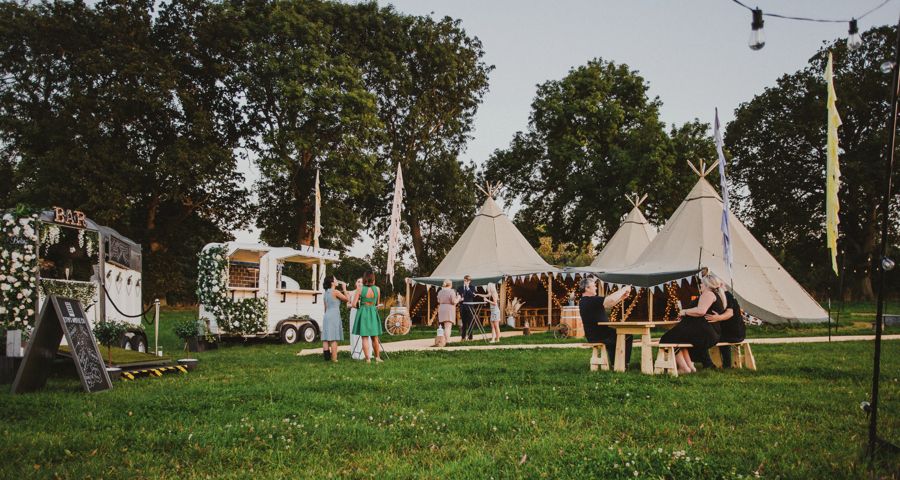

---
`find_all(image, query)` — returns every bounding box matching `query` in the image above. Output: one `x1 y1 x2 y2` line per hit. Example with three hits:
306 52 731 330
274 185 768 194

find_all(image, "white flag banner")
313 170 324 288
715 109 734 281
386 163 405 286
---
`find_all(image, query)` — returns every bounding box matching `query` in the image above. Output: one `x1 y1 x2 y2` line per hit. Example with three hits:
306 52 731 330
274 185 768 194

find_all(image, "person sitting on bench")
704 281 746 368
578 277 631 365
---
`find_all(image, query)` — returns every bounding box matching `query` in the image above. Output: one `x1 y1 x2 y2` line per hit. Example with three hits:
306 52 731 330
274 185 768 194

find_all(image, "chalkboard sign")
11 296 112 394
107 235 132 269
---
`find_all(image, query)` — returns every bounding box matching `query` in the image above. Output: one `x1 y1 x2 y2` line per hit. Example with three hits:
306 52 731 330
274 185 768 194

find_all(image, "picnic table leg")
614 333 627 372
590 346 599 372
640 331 654 374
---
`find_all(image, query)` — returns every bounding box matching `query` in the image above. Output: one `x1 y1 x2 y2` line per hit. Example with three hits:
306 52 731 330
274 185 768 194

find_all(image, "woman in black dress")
660 275 725 373
704 282 745 368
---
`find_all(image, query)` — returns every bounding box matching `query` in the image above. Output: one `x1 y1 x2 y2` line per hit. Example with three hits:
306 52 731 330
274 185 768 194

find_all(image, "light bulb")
848 19 863 51
749 9 765 51
882 257 895 271
881 61 896 74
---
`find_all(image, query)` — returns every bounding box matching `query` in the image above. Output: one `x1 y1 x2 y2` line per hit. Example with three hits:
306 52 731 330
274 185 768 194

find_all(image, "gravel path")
297 332 900 355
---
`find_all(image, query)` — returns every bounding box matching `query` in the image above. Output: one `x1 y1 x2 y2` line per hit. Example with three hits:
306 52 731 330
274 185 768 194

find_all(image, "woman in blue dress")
321 276 349 362
351 271 383 363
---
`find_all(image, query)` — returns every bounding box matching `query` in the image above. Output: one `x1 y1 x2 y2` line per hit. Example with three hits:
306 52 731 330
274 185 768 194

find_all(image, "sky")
234 0 900 258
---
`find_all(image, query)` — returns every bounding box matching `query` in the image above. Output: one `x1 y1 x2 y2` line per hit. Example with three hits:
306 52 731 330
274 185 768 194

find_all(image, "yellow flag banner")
825 52 842 274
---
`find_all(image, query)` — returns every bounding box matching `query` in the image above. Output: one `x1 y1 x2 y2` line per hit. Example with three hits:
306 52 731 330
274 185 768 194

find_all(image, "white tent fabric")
428 196 557 279
591 205 656 270
614 177 827 324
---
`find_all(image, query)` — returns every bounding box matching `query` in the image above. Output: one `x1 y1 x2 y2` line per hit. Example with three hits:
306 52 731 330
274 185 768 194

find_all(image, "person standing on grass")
478 282 501 343
704 280 745 368
348 278 365 360
352 271 383 363
578 277 631 364
660 274 724 373
321 276 349 362
436 279 459 344
457 275 477 340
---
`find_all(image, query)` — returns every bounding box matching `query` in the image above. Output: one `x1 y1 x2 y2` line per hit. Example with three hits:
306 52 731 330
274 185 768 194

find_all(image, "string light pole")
733 0 899 463
868 11 900 463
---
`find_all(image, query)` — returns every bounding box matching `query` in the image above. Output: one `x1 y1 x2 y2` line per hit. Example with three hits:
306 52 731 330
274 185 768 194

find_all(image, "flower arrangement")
506 297 525 318
196 245 267 335
39 278 98 309
0 209 39 335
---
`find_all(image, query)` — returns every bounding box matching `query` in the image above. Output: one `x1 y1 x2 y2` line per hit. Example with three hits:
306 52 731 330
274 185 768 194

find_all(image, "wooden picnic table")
596 321 680 374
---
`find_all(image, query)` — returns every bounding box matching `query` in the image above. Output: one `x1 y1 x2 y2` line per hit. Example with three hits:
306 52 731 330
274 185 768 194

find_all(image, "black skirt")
660 316 720 350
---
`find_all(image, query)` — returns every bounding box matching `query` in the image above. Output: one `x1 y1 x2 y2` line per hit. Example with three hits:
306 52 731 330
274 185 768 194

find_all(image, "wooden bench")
709 341 756 370
584 343 610 372
654 343 693 377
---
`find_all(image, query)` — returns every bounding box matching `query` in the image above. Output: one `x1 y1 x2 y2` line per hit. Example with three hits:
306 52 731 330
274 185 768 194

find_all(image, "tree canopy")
484 59 715 248
0 0 491 301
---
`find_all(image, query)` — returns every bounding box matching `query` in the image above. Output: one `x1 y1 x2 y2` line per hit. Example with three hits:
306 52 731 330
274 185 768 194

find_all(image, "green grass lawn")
1 318 898 478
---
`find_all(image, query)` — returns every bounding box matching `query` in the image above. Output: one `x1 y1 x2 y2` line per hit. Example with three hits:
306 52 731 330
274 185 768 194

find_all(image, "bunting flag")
714 108 734 280
825 52 842 274
386 163 405 285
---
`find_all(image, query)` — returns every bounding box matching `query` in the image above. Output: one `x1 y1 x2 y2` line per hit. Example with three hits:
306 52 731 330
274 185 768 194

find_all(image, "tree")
234 0 386 251
0 0 252 304
725 25 900 300
484 59 713 248
335 5 492 274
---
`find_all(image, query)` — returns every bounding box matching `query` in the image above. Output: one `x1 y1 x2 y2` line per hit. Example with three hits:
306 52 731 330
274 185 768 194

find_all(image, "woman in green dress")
351 271 383 363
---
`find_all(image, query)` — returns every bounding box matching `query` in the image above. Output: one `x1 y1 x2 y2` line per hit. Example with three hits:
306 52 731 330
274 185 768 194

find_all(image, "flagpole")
867 14 900 463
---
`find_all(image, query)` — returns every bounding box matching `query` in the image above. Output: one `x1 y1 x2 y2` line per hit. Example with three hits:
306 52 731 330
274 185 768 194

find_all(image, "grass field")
1 307 899 479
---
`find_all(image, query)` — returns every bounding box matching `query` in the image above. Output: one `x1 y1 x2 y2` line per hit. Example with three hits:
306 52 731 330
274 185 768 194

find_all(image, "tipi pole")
499 276 508 325
405 279 411 310
547 273 554 327
647 289 654 322
427 286 431 325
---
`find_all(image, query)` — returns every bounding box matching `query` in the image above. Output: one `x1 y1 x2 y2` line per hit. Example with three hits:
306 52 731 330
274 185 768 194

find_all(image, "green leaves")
485 58 710 249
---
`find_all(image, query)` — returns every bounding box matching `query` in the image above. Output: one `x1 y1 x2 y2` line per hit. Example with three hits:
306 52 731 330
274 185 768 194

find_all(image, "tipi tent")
603 164 828 324
590 194 656 270
412 193 558 283
408 185 561 326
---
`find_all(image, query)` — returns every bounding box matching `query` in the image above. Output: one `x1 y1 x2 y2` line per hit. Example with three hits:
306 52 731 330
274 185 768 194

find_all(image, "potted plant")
173 318 203 352
93 320 127 366
198 318 218 350
506 297 525 333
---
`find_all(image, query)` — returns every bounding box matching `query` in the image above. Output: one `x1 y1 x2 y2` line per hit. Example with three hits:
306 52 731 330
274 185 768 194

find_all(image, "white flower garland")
197 246 267 335
1 212 39 334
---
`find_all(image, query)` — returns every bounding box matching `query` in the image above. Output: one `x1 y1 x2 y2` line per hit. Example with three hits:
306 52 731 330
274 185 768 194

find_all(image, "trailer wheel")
128 333 148 353
299 324 317 343
280 325 300 344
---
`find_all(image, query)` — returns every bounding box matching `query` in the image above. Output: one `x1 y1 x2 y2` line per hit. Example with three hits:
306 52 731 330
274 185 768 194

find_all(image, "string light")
848 19 863 51
749 8 765 51
731 0 894 51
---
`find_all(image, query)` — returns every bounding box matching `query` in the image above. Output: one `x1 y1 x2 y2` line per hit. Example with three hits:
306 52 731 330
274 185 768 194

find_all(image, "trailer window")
38 223 99 282
228 261 260 289
280 263 315 290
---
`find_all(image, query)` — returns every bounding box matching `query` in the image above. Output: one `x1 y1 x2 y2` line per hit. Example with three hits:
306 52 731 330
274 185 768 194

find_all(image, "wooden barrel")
560 306 584 338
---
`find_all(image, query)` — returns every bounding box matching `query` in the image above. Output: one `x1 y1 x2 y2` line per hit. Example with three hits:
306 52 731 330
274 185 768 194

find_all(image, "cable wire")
731 0 893 23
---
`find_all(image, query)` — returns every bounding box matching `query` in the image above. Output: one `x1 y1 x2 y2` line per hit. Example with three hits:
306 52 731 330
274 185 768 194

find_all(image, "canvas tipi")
606 162 828 324
419 186 557 282
590 194 656 270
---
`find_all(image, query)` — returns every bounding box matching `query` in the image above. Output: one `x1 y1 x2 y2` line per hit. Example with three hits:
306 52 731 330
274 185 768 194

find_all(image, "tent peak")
687 159 720 178
477 181 504 200
626 192 648 208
